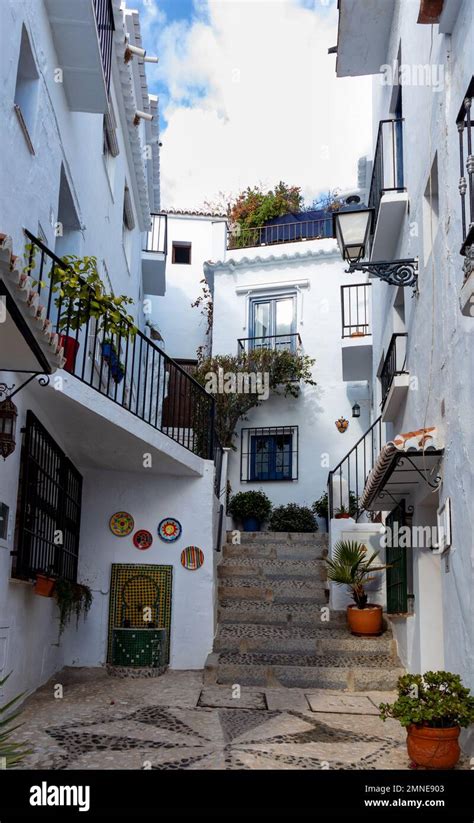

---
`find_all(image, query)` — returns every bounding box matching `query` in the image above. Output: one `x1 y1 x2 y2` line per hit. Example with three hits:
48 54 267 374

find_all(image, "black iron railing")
327 416 382 520
24 230 215 460
341 283 371 337
143 213 167 254
457 76 474 255
213 435 224 497
380 333 408 406
237 333 302 354
93 0 114 93
227 217 332 250
368 118 405 228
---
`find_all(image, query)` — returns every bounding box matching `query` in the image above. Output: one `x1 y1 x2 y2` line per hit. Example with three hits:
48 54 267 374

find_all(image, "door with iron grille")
14 411 82 581
385 500 408 614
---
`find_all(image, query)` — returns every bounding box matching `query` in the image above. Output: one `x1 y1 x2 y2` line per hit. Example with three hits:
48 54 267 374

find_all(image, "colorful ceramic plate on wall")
181 546 204 570
158 518 182 543
109 512 134 537
133 530 153 550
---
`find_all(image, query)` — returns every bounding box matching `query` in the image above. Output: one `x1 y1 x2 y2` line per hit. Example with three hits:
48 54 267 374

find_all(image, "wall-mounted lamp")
133 110 154 126
0 386 18 460
335 416 349 433
352 402 361 418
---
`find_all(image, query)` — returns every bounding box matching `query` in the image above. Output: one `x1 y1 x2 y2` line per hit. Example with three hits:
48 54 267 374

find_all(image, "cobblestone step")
217 557 326 581
218 600 342 626
204 652 404 690
222 542 327 561
215 623 396 655
218 577 327 603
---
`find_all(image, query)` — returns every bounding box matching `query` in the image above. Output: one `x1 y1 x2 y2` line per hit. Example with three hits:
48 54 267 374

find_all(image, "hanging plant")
54 578 93 637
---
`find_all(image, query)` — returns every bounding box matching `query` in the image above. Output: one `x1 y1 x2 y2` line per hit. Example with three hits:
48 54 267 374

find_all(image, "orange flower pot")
335 513 351 519
347 603 383 636
34 574 56 597
407 724 461 769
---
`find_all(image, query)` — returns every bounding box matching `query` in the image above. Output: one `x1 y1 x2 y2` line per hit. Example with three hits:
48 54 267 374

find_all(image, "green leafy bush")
269 503 317 533
379 671 474 729
312 492 328 520
0 674 32 767
228 491 272 523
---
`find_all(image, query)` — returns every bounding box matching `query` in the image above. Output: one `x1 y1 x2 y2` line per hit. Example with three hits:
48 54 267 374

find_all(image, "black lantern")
0 395 18 460
333 208 374 264
352 402 361 418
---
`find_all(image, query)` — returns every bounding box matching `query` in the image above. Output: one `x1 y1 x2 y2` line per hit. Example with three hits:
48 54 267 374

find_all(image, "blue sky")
132 0 371 209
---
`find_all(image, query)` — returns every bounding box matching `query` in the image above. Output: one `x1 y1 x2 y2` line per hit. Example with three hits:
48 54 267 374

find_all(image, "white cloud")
137 0 372 209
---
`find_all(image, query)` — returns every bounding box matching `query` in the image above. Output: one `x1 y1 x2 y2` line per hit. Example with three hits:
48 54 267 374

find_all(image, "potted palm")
228 490 272 532
325 540 389 636
379 671 474 769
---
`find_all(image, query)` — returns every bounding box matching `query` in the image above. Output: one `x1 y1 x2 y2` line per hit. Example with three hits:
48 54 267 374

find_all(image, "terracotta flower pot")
34 574 56 597
59 335 80 373
407 724 461 769
347 603 383 636
335 513 351 519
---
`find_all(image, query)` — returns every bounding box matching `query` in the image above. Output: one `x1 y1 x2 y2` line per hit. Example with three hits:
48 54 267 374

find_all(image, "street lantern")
333 208 374 264
0 396 18 460
352 402 361 418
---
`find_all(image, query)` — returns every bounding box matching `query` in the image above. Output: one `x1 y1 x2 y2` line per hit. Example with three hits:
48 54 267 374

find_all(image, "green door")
385 501 408 614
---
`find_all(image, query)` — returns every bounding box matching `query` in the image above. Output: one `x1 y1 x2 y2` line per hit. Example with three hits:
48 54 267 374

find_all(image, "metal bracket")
396 454 442 490
347 258 419 295
0 373 50 402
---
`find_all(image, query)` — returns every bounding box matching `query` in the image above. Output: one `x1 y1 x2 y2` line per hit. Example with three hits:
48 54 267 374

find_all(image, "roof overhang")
361 427 444 512
335 0 395 78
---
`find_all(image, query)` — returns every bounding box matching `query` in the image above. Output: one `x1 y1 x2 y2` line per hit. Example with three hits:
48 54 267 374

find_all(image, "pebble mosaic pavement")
15 669 469 770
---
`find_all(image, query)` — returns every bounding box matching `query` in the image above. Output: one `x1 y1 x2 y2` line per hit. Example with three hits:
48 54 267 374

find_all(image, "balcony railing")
380 333 408 406
457 76 474 255
93 0 114 94
327 416 382 520
227 217 332 250
24 230 215 460
237 334 302 354
368 118 406 227
143 213 167 254
341 283 371 338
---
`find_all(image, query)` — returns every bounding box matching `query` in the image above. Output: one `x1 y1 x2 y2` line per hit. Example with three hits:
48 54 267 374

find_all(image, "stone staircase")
204 531 404 690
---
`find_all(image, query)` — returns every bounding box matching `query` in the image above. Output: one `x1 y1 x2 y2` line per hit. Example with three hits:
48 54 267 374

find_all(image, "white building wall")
365 0 473 706
210 239 372 513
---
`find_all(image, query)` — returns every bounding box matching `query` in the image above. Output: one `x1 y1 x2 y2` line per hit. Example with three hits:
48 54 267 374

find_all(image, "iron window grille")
93 0 114 95
368 118 406 227
13 411 82 582
380 333 408 407
240 426 298 482
457 76 474 255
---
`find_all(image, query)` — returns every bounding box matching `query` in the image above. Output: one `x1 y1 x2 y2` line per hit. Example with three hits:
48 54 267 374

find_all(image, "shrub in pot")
325 540 389 636
379 671 474 769
269 503 317 533
227 490 272 532
312 492 328 530
334 491 358 519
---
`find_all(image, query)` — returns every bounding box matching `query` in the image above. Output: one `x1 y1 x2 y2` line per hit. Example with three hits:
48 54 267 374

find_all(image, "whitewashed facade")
333 0 474 752
0 1 218 704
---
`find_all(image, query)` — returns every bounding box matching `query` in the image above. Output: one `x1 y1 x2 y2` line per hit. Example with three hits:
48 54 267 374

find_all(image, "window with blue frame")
241 426 298 482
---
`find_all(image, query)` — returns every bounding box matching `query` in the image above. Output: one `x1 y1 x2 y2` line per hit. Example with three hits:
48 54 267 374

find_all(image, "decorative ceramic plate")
181 546 204 570
109 512 134 537
158 518 182 543
133 530 153 550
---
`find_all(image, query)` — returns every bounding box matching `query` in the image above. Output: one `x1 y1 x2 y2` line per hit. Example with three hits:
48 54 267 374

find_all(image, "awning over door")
360 427 444 512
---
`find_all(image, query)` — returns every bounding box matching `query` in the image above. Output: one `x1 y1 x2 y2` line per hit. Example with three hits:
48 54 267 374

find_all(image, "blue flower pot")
243 517 260 532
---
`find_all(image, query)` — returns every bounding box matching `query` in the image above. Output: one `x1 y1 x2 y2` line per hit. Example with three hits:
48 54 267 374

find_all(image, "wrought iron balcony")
341 283 371 338
237 334 302 354
143 213 167 254
227 217 332 250
457 76 474 256
380 333 408 406
368 118 406 222
93 0 115 94
328 416 382 520
142 214 167 296
24 230 215 460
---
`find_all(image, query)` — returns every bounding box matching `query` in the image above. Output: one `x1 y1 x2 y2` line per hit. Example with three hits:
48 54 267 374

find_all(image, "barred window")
240 426 298 482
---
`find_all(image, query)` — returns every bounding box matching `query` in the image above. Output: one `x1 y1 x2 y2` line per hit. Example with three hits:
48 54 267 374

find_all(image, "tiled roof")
204 246 340 274
161 209 228 218
0 234 65 372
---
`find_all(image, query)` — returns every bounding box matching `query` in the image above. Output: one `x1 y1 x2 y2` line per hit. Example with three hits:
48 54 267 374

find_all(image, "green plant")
312 492 328 520
0 673 32 767
335 491 358 517
194 349 315 448
379 672 474 729
227 490 272 523
269 503 317 533
325 540 388 609
228 181 303 248
26 246 136 340
54 578 93 637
